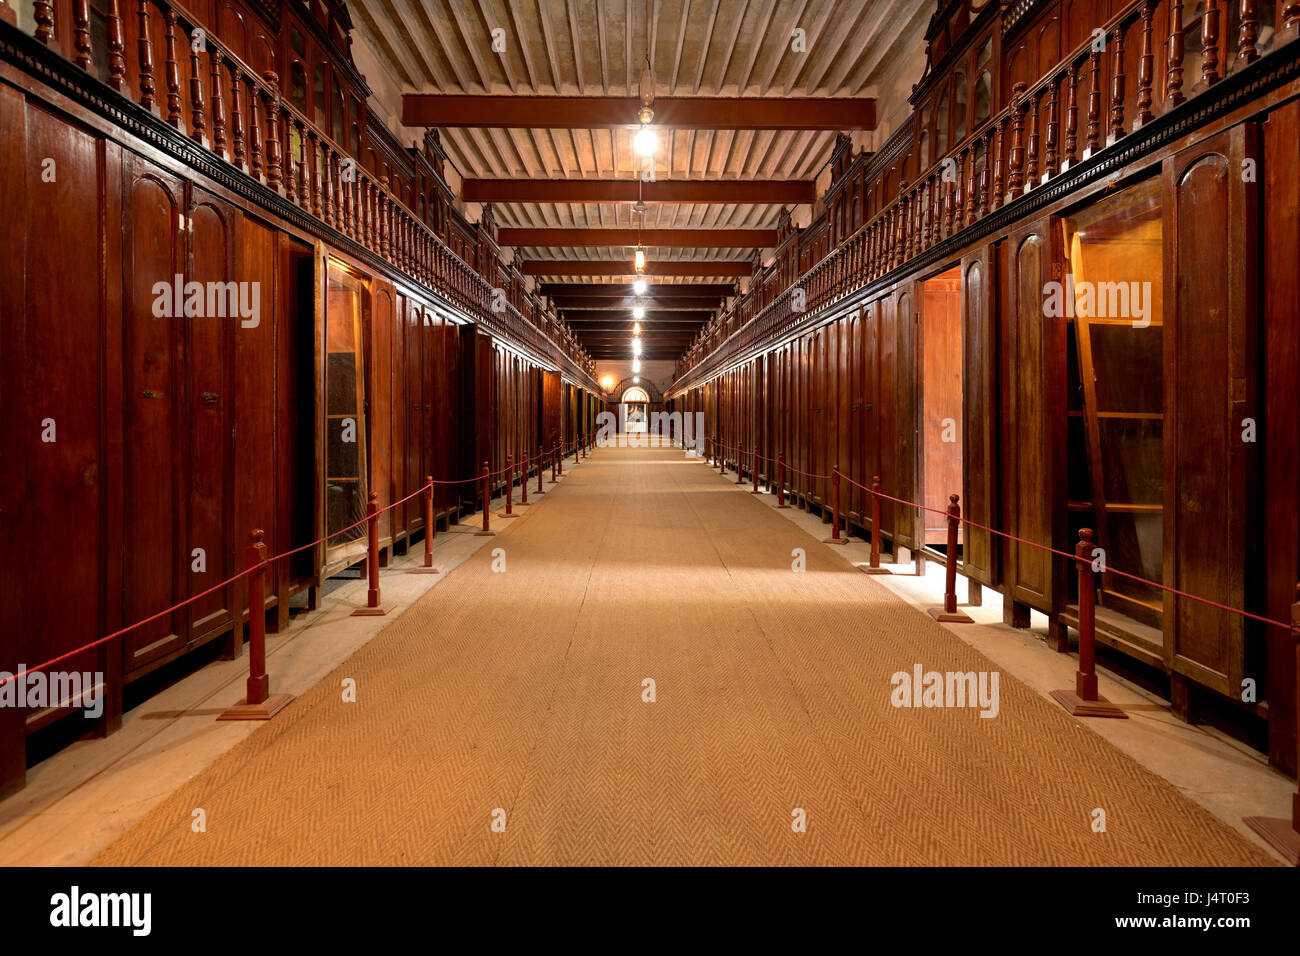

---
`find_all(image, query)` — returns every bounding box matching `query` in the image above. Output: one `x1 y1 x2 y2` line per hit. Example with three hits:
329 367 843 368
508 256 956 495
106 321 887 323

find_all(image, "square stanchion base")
927 607 974 623
1243 816 1300 866
405 564 443 574
858 564 893 575
218 693 295 721
351 605 389 616
495 511 519 518
1049 689 1128 718
821 537 850 545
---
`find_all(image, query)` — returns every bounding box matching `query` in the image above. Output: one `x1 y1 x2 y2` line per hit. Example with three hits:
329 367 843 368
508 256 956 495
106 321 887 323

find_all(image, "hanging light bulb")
633 321 643 335
633 124 658 157
633 357 641 373
633 277 647 295
634 250 646 273
632 338 642 356
633 305 646 320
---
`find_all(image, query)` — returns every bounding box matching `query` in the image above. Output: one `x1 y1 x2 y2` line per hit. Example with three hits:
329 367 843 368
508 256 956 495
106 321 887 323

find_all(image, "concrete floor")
0 441 1293 865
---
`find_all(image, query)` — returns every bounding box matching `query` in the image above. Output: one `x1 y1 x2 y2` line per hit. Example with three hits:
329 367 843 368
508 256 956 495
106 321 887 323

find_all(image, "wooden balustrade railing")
677 0 1291 382
15 0 594 380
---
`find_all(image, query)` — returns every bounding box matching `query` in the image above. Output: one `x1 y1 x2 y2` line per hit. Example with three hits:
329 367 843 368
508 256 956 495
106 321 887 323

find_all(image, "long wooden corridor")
94 445 1273 867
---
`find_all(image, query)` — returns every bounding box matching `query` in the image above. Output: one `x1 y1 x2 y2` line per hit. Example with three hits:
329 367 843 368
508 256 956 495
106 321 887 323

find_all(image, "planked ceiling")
350 0 927 359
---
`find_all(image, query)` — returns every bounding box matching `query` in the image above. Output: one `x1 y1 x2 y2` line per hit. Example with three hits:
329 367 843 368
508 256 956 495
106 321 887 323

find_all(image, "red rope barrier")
2 451 557 688
836 472 1299 633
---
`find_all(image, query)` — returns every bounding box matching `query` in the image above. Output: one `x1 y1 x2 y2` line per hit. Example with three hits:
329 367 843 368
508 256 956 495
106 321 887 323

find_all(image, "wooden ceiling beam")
499 228 776 247
553 296 721 310
401 95 875 130
521 259 753 277
462 179 814 204
560 309 714 324
541 282 734 297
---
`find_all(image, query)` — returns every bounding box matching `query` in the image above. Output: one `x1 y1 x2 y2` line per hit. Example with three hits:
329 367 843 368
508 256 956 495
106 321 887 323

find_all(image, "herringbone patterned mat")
94 445 1277 865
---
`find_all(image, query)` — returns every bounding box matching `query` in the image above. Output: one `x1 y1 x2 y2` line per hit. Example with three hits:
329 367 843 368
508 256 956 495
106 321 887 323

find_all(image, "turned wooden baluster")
297 121 309 207
1026 91 1041 185
137 1 157 112
1135 3 1155 127
1086 47 1102 155
1284 1 1300 41
74 0 92 68
342 169 354 237
161 12 183 126
308 131 323 217
1202 0 1222 85
1238 0 1259 64
248 84 263 181
992 117 1007 207
1008 86 1027 198
920 177 933 249
1044 78 1059 179
282 114 296 202
186 28 205 144
1063 63 1079 167
1168 0 1186 107
942 172 954 237
33 1 52 44
369 179 379 247
229 65 246 170
261 79 282 191
380 180 391 259
318 149 332 227
106 0 126 90
1109 26 1127 141
978 133 992 216
965 147 977 222
954 152 966 230
210 50 227 160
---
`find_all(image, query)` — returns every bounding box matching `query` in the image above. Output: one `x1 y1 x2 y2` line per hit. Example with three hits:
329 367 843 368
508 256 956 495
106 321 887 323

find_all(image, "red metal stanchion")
860 476 892 574
1245 583 1300 864
573 439 579 464
536 445 546 495
406 477 442 574
475 461 496 536
352 491 389 615
220 529 294 719
775 453 790 509
926 495 973 622
1050 529 1125 716
499 455 515 517
822 467 849 545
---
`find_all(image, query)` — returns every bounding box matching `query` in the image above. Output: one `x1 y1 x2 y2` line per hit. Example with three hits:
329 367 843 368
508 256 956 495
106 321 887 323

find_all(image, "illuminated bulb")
633 306 646 320
632 338 642 356
633 358 641 373
634 250 646 272
633 376 640 383
633 321 642 335
633 277 647 295
633 125 657 157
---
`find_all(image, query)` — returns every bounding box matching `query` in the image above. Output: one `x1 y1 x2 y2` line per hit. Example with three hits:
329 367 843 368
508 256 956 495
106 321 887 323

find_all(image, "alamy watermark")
890 664 1000 718
0 668 104 718
151 274 261 328
1042 275 1153 328
594 410 706 453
